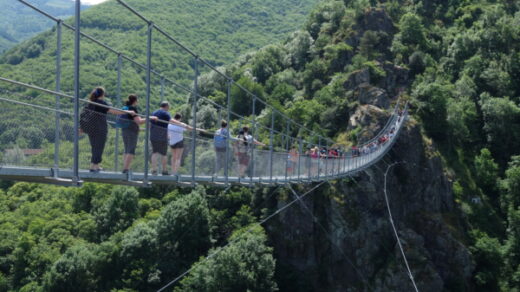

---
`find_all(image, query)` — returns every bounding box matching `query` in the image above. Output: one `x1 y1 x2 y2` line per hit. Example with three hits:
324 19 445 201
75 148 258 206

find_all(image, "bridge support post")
317 137 321 181
225 80 231 186
160 77 165 100
53 20 62 178
269 110 274 184
143 22 153 185
307 140 311 181
72 0 81 184
284 120 290 183
298 137 302 182
114 54 122 172
250 97 256 186
324 141 329 179
191 57 199 185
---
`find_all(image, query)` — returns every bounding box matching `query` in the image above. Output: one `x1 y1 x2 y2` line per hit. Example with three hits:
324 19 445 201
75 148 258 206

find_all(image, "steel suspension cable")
383 162 420 292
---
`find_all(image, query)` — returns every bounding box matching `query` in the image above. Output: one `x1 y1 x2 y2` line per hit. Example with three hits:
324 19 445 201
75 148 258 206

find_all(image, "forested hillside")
1 0 520 291
0 0 318 100
0 0 81 53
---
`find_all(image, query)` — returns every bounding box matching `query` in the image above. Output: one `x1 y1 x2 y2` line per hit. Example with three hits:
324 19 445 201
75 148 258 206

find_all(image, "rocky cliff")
268 115 473 292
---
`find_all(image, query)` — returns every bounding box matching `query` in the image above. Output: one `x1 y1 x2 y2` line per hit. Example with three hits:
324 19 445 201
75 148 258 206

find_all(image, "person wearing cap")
150 101 171 175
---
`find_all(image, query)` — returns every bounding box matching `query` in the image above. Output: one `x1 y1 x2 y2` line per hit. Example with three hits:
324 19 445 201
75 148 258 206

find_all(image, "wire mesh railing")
0 83 408 186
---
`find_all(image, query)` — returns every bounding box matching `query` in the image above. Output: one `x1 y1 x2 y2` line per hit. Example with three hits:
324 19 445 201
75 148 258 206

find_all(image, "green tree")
120 222 159 290
156 190 211 278
413 82 451 140
480 96 520 164
500 157 520 289
94 187 139 240
474 148 499 197
230 76 265 117
251 45 286 84
470 233 502 291
43 244 99 292
177 226 277 292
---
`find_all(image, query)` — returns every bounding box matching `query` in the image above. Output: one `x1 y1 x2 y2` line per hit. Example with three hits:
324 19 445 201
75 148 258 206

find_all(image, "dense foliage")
2 0 520 290
0 183 280 291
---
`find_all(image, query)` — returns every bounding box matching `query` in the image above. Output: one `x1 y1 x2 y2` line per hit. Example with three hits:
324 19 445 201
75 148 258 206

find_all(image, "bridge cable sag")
383 162 420 292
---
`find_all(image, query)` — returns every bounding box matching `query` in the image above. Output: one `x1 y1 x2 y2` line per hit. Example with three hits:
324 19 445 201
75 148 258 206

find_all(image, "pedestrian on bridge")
81 87 135 173
213 119 230 176
150 101 172 175
234 126 266 178
120 94 157 174
168 113 206 176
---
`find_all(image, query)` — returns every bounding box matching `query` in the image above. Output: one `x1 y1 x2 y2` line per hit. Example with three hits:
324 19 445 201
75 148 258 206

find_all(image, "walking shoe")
122 169 129 174
162 171 170 176
151 170 158 176
89 169 100 173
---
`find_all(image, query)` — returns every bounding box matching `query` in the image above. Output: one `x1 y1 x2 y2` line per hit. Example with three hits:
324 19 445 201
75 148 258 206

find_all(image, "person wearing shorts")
168 113 206 175
150 101 171 175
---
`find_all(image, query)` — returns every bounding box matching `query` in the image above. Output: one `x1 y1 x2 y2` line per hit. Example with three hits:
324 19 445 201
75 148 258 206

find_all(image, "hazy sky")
80 0 110 5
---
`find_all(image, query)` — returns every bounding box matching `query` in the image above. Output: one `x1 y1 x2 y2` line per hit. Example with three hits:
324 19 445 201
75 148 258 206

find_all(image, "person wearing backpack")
80 87 134 173
213 120 230 176
119 94 157 174
234 126 265 177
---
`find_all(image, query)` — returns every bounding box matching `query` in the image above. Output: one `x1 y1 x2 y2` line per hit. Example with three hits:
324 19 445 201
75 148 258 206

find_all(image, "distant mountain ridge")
0 0 91 53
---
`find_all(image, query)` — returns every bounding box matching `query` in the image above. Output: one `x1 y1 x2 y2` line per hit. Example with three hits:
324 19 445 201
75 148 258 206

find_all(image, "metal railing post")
191 57 199 184
114 54 122 172
224 80 231 186
160 77 165 100
53 20 62 178
72 0 81 184
269 110 274 184
324 141 329 179
143 22 153 185
298 137 302 182
317 137 321 181
250 97 256 186
307 141 311 181
284 121 290 182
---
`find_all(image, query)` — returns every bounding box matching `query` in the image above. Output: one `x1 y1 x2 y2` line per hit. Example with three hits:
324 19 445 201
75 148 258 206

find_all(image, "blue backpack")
214 128 228 148
115 106 131 129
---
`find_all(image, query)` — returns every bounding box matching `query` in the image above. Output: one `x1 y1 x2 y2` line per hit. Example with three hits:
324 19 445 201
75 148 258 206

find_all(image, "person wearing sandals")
81 87 134 173
168 113 206 175
121 94 157 174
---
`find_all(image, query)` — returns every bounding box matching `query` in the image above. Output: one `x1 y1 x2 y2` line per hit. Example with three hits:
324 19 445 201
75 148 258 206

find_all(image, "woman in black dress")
82 87 134 173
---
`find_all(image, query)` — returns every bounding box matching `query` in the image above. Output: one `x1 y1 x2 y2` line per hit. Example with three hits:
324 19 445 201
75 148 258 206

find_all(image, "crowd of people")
79 86 405 178
79 87 267 177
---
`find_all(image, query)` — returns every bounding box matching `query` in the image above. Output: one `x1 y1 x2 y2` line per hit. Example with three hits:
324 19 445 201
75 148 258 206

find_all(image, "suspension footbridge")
0 0 408 188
